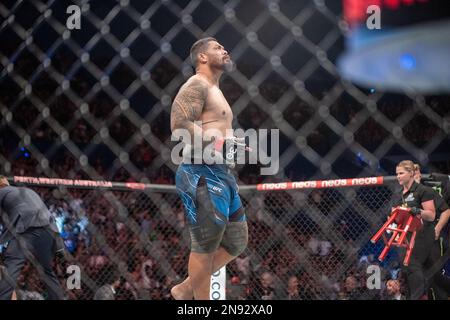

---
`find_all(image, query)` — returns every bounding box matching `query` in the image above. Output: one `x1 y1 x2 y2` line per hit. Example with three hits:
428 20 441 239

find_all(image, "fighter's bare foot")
170 283 193 300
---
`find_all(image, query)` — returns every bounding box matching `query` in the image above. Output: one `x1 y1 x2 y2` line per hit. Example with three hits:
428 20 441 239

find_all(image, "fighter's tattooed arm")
170 78 208 136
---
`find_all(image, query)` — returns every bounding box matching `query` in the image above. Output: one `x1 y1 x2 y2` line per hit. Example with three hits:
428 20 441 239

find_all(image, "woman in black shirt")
413 163 450 300
393 160 436 300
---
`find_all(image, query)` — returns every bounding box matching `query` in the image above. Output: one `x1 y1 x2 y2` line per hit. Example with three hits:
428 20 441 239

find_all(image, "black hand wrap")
410 207 421 216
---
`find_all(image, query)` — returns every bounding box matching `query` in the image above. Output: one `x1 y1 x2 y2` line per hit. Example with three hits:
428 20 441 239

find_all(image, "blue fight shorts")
175 163 247 254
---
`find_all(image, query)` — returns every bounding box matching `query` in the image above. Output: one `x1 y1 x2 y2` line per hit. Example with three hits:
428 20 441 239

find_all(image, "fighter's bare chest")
204 89 232 119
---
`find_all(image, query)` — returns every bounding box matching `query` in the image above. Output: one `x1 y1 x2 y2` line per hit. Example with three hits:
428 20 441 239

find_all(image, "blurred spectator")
248 271 276 300
235 253 251 280
341 275 365 300
94 264 121 300
15 272 45 300
385 279 405 300
285 275 301 300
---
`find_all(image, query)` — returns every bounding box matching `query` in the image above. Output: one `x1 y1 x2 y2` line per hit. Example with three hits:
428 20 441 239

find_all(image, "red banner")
125 182 146 190
343 0 429 25
256 176 384 191
13 175 386 192
13 176 113 188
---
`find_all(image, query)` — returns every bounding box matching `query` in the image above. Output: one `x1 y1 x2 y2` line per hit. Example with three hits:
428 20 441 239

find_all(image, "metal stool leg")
379 230 399 262
371 211 398 244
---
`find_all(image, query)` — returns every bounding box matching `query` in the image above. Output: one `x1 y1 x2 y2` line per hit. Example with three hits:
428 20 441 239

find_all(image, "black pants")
0 227 65 300
427 235 450 300
403 224 435 300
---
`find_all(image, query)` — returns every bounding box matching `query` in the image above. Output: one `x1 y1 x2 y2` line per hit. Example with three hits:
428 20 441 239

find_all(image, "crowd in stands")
0 163 413 300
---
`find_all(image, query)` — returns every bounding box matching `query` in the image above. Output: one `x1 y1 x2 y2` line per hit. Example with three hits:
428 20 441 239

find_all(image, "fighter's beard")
223 60 234 72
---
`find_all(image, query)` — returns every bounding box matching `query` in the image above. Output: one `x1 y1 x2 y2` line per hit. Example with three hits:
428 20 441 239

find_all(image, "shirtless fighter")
170 37 249 300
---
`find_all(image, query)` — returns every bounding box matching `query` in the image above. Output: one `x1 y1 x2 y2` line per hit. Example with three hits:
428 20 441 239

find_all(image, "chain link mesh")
0 0 449 300
8 184 397 300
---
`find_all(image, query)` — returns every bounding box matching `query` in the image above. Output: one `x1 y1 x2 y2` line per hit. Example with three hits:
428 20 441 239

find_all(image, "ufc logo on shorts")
208 184 223 193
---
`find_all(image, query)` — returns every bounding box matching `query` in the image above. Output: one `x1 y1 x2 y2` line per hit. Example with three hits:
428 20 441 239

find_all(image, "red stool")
371 206 423 266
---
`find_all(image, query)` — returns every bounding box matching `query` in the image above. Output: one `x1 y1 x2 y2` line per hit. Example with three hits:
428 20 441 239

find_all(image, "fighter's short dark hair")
190 37 217 67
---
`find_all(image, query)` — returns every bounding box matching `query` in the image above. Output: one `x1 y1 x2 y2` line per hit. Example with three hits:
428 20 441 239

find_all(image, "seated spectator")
385 279 405 300
285 275 301 300
247 271 276 300
15 273 45 300
61 223 77 254
341 275 365 300
94 265 121 300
